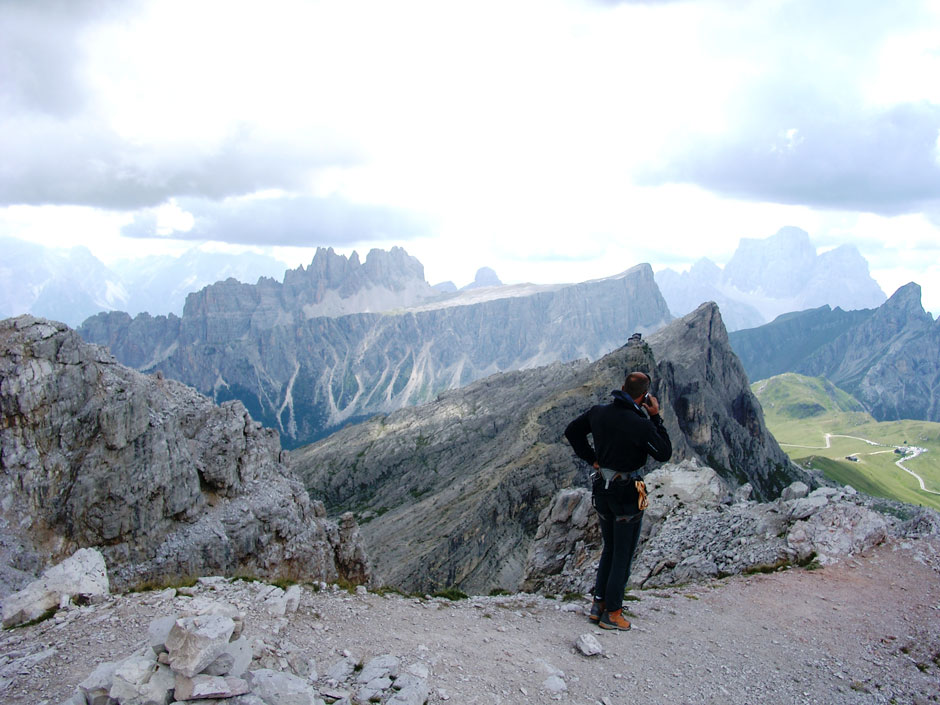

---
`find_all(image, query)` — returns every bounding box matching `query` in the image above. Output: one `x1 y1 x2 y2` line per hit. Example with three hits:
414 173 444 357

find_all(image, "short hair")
624 371 651 399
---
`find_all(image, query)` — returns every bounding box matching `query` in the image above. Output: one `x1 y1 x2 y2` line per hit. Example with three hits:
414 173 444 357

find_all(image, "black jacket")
564 390 673 476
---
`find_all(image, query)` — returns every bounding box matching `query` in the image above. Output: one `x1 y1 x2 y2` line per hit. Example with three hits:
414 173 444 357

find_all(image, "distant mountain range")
730 283 940 422
0 236 288 327
79 247 672 447
655 226 887 331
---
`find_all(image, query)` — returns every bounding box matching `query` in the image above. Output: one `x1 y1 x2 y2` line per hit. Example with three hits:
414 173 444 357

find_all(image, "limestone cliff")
0 316 369 594
79 257 672 447
292 303 804 594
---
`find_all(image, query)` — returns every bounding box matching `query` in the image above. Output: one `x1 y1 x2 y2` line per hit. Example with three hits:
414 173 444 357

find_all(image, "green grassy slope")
753 373 940 511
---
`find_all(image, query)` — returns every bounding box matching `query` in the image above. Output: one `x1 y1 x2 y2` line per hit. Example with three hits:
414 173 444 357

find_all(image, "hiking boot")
589 598 605 624
599 608 631 631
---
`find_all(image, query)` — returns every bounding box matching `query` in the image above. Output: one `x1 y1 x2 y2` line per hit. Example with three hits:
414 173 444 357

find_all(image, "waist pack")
591 472 649 520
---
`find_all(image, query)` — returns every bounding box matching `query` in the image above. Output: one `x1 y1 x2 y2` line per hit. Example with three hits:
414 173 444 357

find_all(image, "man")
564 370 672 631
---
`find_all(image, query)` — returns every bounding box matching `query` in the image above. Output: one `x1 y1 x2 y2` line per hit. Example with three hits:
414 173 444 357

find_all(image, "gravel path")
2 536 938 705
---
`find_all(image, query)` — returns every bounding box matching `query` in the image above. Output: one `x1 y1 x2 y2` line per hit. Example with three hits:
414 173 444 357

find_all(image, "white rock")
78 660 120 705
733 483 753 503
284 585 303 613
788 504 889 564
262 587 288 616
165 615 236 678
173 673 249 700
148 615 179 655
204 637 252 678
325 656 356 682
109 654 174 705
780 481 810 501
542 675 567 693
575 633 603 656
2 548 109 628
787 494 830 520
403 662 430 680
248 668 321 705
357 654 400 683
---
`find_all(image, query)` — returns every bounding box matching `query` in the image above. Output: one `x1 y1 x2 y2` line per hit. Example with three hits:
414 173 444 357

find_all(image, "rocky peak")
879 282 929 321
688 257 721 284
0 315 369 593
463 266 503 290
722 226 817 296
648 302 798 497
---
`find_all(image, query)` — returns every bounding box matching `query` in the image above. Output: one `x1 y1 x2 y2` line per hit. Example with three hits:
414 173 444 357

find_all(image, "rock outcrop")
648 302 797 494
78 257 672 447
523 466 938 593
730 283 940 421
2 548 109 628
292 303 806 594
0 316 369 593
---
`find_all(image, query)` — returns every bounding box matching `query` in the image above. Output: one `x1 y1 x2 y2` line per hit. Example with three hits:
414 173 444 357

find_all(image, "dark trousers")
592 478 644 613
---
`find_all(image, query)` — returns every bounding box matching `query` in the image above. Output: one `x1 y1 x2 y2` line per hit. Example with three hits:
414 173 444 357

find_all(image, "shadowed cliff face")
0 315 369 594
78 261 672 448
649 303 796 496
292 303 803 594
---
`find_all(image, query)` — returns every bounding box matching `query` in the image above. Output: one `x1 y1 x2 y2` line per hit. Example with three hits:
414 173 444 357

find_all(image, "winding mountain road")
780 433 939 496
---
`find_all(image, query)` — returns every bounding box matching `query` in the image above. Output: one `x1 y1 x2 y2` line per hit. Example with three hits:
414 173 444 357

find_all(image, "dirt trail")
2 537 939 705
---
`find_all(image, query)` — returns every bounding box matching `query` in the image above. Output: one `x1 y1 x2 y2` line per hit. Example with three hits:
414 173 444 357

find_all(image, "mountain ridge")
730 282 940 422
291 302 804 594
79 260 672 447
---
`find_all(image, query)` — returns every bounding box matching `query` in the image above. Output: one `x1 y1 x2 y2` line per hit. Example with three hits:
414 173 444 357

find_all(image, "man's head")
623 371 651 402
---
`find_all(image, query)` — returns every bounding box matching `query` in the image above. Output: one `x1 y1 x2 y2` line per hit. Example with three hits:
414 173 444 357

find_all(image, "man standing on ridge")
564 370 672 631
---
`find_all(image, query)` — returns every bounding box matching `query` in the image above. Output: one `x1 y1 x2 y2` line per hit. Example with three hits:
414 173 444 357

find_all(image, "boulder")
787 504 890 564
781 481 810 501
173 673 249 700
2 548 108 628
165 615 236 678
246 669 322 705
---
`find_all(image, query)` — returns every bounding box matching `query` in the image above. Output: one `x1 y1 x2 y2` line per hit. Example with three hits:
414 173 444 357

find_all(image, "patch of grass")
743 558 792 575
684 593 699 600
433 587 468 601
622 594 641 602
561 592 582 602
753 374 940 511
371 585 408 597
128 575 198 593
915 662 928 673
334 578 361 594
489 588 511 596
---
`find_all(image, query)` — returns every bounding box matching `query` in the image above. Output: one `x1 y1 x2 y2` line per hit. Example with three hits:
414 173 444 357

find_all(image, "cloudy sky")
2 0 939 313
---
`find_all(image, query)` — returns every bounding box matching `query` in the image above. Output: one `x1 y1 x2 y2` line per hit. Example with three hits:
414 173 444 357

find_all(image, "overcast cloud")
1 0 938 312
123 195 431 246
